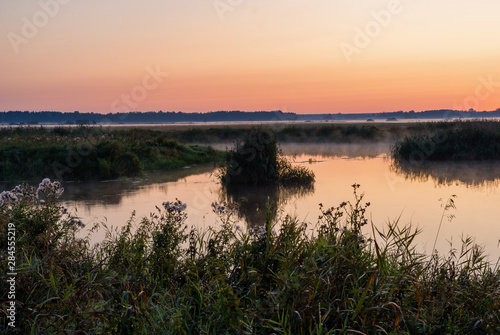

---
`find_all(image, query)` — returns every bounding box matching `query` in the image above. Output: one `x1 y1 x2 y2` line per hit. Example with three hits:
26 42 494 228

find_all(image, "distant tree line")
0 110 296 124
1 108 500 124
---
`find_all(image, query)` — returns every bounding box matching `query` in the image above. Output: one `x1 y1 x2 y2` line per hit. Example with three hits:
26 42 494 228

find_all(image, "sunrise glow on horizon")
1 0 499 115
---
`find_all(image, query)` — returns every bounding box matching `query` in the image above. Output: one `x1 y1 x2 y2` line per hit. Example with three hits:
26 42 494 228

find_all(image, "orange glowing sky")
1 1 499 114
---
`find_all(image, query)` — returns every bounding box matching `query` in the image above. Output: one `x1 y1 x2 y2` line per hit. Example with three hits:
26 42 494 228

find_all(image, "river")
51 143 500 261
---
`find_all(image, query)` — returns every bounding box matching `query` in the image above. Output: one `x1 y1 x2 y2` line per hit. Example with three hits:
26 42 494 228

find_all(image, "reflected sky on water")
4 143 498 260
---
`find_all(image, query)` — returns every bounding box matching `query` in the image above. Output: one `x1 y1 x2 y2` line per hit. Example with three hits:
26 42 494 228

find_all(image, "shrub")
220 129 315 186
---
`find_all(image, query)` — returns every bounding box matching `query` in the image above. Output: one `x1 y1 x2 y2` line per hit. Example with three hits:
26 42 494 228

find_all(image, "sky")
1 0 499 114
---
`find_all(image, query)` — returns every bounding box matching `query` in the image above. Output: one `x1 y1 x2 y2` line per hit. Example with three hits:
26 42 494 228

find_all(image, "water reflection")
2 143 499 260
392 160 500 189
60 164 216 206
219 183 314 228
280 142 390 159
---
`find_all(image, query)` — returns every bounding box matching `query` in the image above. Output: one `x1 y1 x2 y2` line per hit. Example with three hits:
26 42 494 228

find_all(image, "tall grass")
1 181 499 333
392 120 500 162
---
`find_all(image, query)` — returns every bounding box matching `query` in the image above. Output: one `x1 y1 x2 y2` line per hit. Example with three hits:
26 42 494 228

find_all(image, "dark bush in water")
220 129 314 186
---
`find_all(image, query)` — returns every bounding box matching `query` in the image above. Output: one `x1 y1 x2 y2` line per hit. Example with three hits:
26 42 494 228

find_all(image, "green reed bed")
0 126 223 182
392 120 500 162
1 181 499 334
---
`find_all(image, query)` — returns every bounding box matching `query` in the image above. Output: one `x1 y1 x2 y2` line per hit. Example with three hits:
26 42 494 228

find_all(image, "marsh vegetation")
1 181 499 333
392 120 500 162
2 121 500 333
0 126 223 182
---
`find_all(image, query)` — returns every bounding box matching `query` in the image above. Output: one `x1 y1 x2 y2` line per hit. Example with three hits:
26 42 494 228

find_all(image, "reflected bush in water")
220 182 314 228
391 159 500 189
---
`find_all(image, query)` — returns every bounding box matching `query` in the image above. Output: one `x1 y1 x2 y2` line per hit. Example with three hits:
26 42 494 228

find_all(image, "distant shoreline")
1 109 500 125
3 118 500 129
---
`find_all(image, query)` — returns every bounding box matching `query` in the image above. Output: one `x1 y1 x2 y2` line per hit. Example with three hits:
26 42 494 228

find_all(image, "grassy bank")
0 126 223 182
1 181 499 334
392 120 500 162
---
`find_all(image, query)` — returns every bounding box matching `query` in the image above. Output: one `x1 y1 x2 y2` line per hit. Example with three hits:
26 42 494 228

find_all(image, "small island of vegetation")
218 129 315 186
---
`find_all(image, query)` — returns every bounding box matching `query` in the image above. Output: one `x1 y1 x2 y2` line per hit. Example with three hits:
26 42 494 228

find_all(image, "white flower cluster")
1 179 86 229
0 184 37 208
37 178 64 198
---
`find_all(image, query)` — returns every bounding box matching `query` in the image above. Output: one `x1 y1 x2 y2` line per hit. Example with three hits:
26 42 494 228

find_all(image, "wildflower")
37 178 64 198
71 218 85 228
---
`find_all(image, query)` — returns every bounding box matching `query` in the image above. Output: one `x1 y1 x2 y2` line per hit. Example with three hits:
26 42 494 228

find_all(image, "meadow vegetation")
0 126 223 182
1 180 499 334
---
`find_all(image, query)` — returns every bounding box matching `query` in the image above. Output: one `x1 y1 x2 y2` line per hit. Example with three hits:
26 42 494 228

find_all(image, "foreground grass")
0 126 223 182
1 181 499 334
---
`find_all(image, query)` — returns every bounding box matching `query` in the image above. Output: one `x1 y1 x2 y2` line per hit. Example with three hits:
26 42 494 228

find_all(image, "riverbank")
3 120 500 182
0 126 223 182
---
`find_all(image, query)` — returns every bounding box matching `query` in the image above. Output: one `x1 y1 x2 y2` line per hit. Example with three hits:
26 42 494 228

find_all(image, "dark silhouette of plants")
219 129 314 186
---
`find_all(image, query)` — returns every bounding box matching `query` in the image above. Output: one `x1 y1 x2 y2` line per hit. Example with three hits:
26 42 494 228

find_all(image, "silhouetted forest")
1 108 500 124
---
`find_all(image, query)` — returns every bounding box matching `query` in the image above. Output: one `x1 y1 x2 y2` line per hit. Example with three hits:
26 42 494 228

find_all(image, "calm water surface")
57 144 500 260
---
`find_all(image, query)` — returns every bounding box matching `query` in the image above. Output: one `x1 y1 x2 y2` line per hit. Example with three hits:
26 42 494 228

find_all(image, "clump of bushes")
392 120 500 162
219 129 315 186
1 181 499 333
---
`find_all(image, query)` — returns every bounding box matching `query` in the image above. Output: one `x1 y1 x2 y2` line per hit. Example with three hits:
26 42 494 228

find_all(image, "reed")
1 181 499 334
